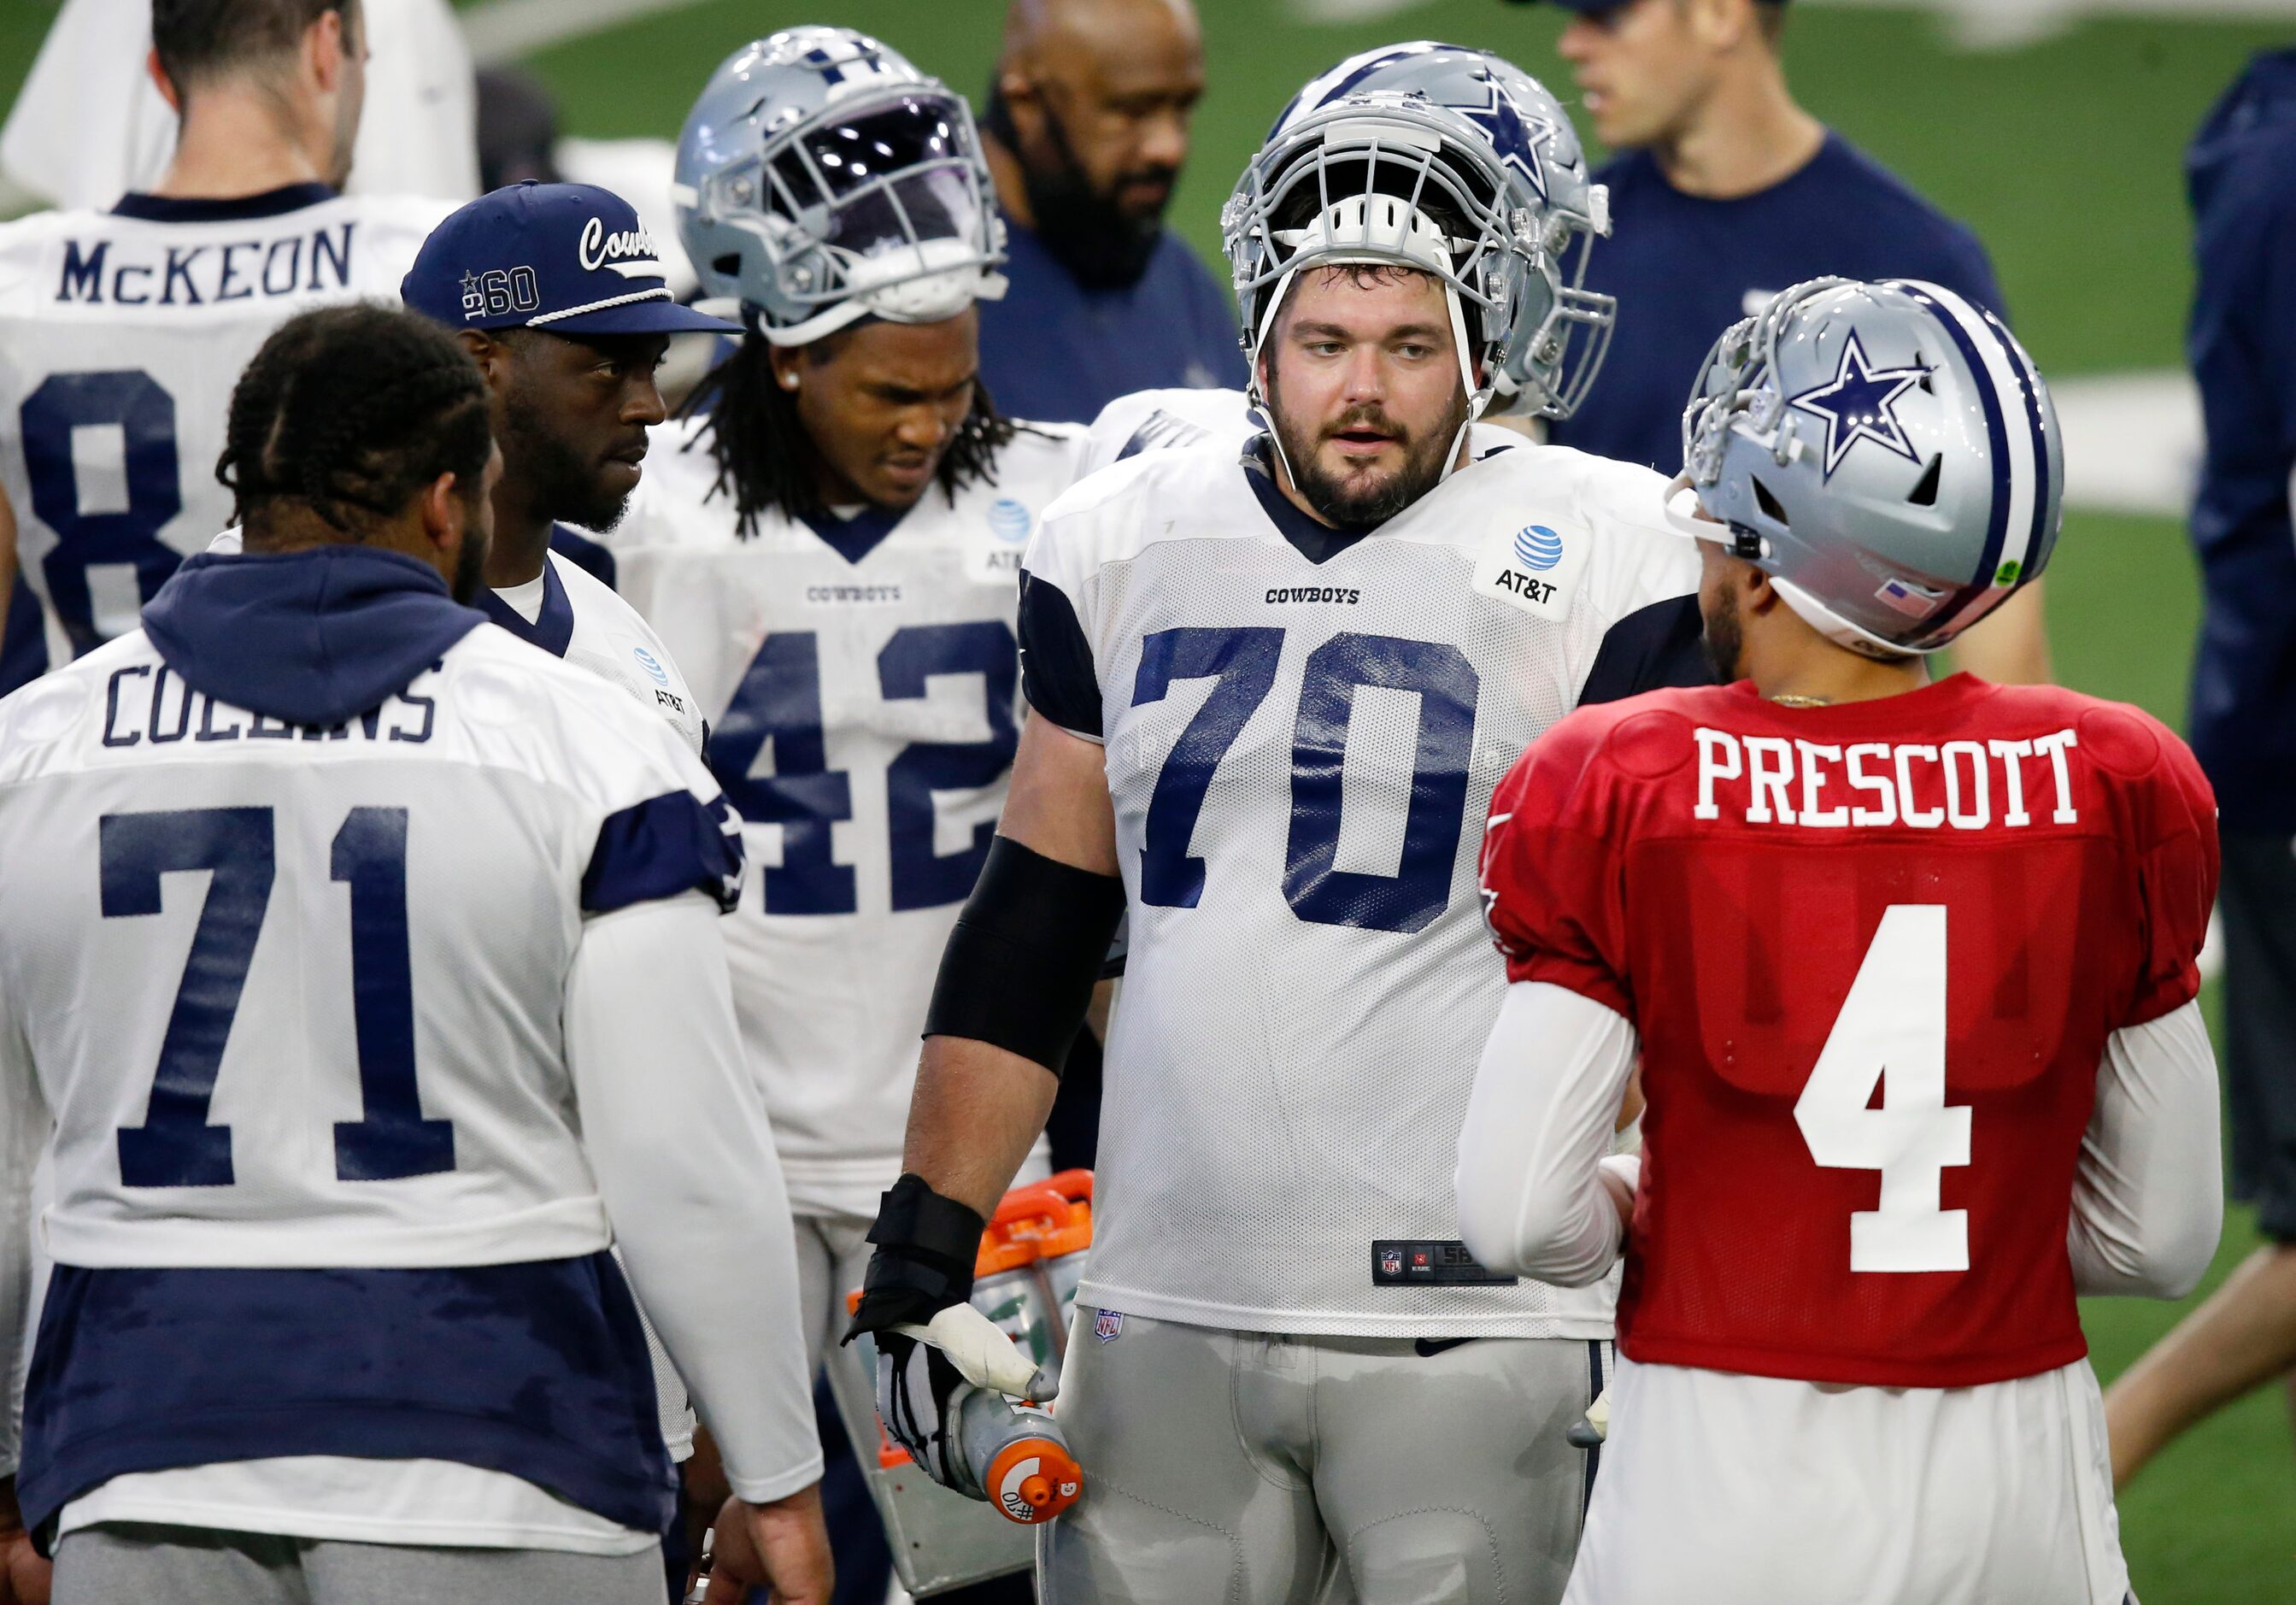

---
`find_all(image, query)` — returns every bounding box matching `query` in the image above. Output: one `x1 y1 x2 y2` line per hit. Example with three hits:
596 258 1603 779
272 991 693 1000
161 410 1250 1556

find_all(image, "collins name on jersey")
1017 433 1697 1338
0 189 447 665
607 415 1089 1216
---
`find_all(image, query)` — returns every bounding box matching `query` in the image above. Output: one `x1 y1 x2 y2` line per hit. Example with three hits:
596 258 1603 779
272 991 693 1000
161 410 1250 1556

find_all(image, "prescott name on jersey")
1480 675 2218 1386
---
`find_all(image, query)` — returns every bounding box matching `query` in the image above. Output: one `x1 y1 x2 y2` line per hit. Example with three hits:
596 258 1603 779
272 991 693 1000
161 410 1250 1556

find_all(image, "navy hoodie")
2186 49 2296 832
141 545 487 726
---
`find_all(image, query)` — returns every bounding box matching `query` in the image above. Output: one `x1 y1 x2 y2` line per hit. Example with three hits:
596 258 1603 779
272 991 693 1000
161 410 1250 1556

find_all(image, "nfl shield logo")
1095 1308 1124 1343
1380 1247 1404 1278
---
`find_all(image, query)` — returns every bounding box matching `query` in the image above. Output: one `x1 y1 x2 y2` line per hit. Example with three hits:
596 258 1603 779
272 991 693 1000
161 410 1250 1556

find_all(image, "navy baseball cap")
402 180 737 338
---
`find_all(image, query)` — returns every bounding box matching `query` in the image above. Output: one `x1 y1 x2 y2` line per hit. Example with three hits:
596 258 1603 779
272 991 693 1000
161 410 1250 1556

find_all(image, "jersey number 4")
1795 903 1971 1273
103 805 452 1189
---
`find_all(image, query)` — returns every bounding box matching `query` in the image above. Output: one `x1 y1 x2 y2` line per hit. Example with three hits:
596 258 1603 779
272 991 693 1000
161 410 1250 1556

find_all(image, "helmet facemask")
679 39 1007 350
1227 97 1534 492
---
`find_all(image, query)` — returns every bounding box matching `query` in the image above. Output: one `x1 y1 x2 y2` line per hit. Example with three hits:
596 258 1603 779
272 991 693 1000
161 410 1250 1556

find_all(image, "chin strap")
1248 264 1489 491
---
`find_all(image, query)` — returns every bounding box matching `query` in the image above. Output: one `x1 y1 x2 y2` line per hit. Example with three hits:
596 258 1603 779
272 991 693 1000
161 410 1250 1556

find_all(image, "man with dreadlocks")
608 29 1087 1415
845 78 1703 1605
0 303 831 1605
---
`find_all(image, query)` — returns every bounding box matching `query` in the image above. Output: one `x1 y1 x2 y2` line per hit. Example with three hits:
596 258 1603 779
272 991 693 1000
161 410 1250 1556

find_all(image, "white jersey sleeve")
1015 438 1695 1338
1080 387 1254 477
607 416 1089 1217
1 0 477 209
0 193 451 663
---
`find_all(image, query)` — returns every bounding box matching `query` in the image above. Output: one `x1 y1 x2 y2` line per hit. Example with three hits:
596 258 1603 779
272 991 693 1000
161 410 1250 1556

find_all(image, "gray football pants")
53 1523 665 1604
1037 1312 1607 1605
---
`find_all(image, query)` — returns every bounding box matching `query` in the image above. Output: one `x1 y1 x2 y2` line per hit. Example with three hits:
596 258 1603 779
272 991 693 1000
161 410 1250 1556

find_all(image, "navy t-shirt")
2184 49 2296 832
976 211 1246 425
1550 132 2005 475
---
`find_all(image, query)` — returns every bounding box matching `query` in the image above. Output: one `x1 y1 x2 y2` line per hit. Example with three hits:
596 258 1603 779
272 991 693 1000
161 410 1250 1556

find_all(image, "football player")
849 79 1702 1604
606 28 1084 1380
0 305 829 1604
395 180 725 757
0 0 447 675
1462 279 2223 1604
1080 41 1615 479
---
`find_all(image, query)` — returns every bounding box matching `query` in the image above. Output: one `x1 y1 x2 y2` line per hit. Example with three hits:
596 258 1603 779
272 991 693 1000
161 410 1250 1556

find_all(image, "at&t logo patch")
1473 518 1589 622
1513 524 1564 571
987 497 1033 543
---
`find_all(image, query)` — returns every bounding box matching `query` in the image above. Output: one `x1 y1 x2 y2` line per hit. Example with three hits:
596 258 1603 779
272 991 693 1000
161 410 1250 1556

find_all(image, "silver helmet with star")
1260 41 1613 419
672 26 1006 346
1674 277 2063 657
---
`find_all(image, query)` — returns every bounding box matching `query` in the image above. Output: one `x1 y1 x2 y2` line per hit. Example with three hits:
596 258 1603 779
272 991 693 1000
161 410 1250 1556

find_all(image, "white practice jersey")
0 191 446 665
1019 437 1698 1337
481 545 709 757
0 625 736 1273
608 417 1089 1217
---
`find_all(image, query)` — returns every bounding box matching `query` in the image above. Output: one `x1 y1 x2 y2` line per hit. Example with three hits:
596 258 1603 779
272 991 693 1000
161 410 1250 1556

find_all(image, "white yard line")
2051 370 2202 518
459 0 720 66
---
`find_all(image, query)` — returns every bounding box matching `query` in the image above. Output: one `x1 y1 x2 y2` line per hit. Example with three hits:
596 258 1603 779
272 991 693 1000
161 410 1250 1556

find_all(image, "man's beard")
1700 587 1746 683
1266 370 1468 532
449 520 489 605
502 387 634 534
991 86 1173 290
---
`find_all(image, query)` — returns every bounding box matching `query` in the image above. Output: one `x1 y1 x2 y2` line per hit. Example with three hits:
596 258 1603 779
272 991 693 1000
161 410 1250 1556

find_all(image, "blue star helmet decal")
1269 43 1553 206
1453 78 1553 208
1786 331 1929 479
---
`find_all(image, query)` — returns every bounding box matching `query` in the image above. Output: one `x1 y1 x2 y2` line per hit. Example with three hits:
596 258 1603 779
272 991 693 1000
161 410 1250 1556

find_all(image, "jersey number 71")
103 804 452 1189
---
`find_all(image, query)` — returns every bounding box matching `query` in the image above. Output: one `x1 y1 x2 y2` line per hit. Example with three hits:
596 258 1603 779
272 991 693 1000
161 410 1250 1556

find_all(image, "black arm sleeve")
924 836 1127 1075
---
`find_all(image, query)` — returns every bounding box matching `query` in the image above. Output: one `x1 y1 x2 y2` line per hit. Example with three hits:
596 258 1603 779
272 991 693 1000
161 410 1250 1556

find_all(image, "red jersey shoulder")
1981 683 2216 842
1491 685 1723 832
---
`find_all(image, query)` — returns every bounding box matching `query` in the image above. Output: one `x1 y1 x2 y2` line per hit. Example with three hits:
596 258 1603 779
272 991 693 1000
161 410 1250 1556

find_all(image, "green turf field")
3 2 2289 1596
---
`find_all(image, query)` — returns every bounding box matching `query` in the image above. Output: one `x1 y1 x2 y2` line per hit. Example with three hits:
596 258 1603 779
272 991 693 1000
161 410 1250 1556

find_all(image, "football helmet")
1257 41 1613 419
673 27 1005 346
1674 278 2063 657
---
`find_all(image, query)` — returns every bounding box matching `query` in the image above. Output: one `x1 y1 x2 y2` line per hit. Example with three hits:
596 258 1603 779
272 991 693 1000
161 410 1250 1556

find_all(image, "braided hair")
218 303 492 539
679 319 1019 538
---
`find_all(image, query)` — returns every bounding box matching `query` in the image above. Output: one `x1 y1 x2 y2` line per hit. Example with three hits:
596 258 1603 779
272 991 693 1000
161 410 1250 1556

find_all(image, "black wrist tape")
923 835 1126 1075
848 1173 987 1338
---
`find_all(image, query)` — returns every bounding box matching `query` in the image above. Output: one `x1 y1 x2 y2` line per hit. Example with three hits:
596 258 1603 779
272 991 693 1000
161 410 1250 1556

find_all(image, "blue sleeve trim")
583 791 743 915
1579 595 1716 706
1019 568 1102 737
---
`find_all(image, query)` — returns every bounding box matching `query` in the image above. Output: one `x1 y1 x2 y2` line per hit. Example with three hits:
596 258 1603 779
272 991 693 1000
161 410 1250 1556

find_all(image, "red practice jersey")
1480 675 2218 1388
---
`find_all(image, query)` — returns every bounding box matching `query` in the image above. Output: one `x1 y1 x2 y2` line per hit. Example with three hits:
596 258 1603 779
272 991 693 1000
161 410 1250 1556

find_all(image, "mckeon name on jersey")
1017 434 1698 1338
0 187 445 665
0 547 755 1548
608 416 1089 1216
